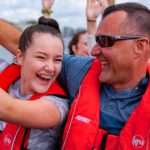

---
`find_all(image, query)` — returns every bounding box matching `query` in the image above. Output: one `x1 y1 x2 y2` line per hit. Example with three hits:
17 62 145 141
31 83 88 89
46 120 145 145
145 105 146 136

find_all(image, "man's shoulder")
63 54 94 67
59 55 95 101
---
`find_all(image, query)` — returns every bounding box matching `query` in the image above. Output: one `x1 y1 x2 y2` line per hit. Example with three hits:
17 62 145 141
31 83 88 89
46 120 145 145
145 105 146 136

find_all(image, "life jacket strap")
20 128 30 149
93 129 118 150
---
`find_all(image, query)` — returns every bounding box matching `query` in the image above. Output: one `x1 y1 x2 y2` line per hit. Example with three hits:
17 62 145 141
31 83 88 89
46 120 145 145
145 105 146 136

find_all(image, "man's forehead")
96 11 127 35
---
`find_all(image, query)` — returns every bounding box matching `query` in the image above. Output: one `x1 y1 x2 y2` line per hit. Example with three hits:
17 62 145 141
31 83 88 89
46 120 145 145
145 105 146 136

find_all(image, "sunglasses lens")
96 35 143 48
96 36 114 48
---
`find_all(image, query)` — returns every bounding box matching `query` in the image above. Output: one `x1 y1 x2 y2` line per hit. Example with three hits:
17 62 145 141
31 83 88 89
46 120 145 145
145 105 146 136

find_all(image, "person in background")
86 0 115 51
41 0 110 56
68 0 111 56
68 30 89 56
0 16 68 150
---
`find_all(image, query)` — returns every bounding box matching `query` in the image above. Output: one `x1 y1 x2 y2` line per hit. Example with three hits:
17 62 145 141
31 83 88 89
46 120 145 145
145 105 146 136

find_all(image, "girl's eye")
36 56 45 60
55 58 63 63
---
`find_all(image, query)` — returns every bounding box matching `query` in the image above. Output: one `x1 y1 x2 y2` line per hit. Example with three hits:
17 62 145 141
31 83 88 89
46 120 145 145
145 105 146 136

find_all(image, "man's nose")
90 44 101 56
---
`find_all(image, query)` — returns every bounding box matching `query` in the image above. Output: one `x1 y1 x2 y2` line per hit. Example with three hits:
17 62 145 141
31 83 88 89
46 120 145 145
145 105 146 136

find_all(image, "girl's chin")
34 88 49 94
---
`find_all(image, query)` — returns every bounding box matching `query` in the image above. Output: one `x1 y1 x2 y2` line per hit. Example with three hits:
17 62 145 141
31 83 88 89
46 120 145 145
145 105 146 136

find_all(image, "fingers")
107 0 115 5
87 0 97 4
99 0 108 8
91 0 96 3
42 0 55 8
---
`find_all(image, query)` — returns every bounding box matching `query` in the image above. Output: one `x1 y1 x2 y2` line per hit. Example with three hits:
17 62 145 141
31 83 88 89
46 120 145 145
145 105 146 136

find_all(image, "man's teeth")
101 61 108 65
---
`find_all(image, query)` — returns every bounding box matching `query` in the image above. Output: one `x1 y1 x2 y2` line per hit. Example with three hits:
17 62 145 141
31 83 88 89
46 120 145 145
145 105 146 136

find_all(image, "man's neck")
112 72 147 93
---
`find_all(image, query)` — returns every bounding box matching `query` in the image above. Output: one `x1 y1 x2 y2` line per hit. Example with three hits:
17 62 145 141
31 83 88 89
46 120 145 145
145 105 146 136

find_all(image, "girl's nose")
44 61 55 72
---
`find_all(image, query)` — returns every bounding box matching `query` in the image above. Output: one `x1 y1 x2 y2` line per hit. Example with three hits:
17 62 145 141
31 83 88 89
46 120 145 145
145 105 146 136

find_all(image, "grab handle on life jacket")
101 132 110 150
20 128 30 150
93 129 107 149
93 129 118 150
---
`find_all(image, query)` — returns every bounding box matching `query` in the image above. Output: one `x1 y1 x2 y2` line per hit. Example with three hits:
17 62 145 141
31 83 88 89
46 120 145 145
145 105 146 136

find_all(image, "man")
0 2 150 150
60 2 150 150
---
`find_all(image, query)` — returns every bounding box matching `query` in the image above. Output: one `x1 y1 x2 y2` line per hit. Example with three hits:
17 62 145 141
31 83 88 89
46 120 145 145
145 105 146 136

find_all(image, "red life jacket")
62 59 150 150
0 64 66 150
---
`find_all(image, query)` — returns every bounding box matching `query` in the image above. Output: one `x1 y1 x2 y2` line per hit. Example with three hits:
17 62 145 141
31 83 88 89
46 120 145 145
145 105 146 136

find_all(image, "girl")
0 16 68 150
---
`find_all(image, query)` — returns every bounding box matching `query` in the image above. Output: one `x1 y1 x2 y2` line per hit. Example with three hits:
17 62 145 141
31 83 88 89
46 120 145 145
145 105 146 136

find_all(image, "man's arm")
0 19 21 55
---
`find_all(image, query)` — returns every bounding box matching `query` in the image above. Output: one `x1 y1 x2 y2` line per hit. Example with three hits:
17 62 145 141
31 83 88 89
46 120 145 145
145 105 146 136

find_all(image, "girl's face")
17 32 63 95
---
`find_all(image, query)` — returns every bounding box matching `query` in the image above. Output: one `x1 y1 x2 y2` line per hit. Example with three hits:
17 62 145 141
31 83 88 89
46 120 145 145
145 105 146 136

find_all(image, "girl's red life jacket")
0 64 67 150
62 59 150 150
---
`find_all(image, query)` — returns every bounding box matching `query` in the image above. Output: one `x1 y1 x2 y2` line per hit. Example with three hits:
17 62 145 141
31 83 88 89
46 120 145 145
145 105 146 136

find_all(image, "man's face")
91 11 137 88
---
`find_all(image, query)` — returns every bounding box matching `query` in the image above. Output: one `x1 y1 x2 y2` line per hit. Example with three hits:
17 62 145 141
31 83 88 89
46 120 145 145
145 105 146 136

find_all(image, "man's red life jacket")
62 59 150 150
0 64 66 150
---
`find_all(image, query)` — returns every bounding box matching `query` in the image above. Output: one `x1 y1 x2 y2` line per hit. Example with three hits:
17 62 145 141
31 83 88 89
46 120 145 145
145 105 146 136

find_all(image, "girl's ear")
16 49 23 65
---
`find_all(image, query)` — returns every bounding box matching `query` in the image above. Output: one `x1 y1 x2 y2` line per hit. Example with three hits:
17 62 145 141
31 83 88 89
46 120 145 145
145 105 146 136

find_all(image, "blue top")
59 55 93 105
58 54 148 135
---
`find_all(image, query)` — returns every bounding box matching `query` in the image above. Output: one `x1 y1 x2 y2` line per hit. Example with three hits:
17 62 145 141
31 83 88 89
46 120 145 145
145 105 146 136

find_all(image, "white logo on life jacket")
132 135 145 148
75 115 91 124
4 134 12 145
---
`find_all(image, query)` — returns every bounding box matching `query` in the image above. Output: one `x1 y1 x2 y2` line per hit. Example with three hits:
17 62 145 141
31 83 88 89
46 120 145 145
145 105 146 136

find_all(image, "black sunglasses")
95 35 143 48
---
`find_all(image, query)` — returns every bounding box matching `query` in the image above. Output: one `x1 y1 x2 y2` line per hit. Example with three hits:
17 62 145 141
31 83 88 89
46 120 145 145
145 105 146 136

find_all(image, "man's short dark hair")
102 3 150 38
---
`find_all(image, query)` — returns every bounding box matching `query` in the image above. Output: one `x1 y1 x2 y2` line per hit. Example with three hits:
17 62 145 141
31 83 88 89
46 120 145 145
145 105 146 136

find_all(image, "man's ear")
134 38 149 58
16 49 23 65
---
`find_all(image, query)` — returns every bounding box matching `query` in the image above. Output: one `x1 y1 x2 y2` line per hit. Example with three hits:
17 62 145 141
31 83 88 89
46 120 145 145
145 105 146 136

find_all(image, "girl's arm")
0 88 68 128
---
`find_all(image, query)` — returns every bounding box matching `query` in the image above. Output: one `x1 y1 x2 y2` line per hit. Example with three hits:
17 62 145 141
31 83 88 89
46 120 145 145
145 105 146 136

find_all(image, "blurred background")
0 0 150 62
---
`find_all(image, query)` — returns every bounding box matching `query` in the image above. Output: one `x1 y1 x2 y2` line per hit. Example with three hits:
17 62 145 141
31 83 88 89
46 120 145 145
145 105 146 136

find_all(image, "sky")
0 0 150 29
